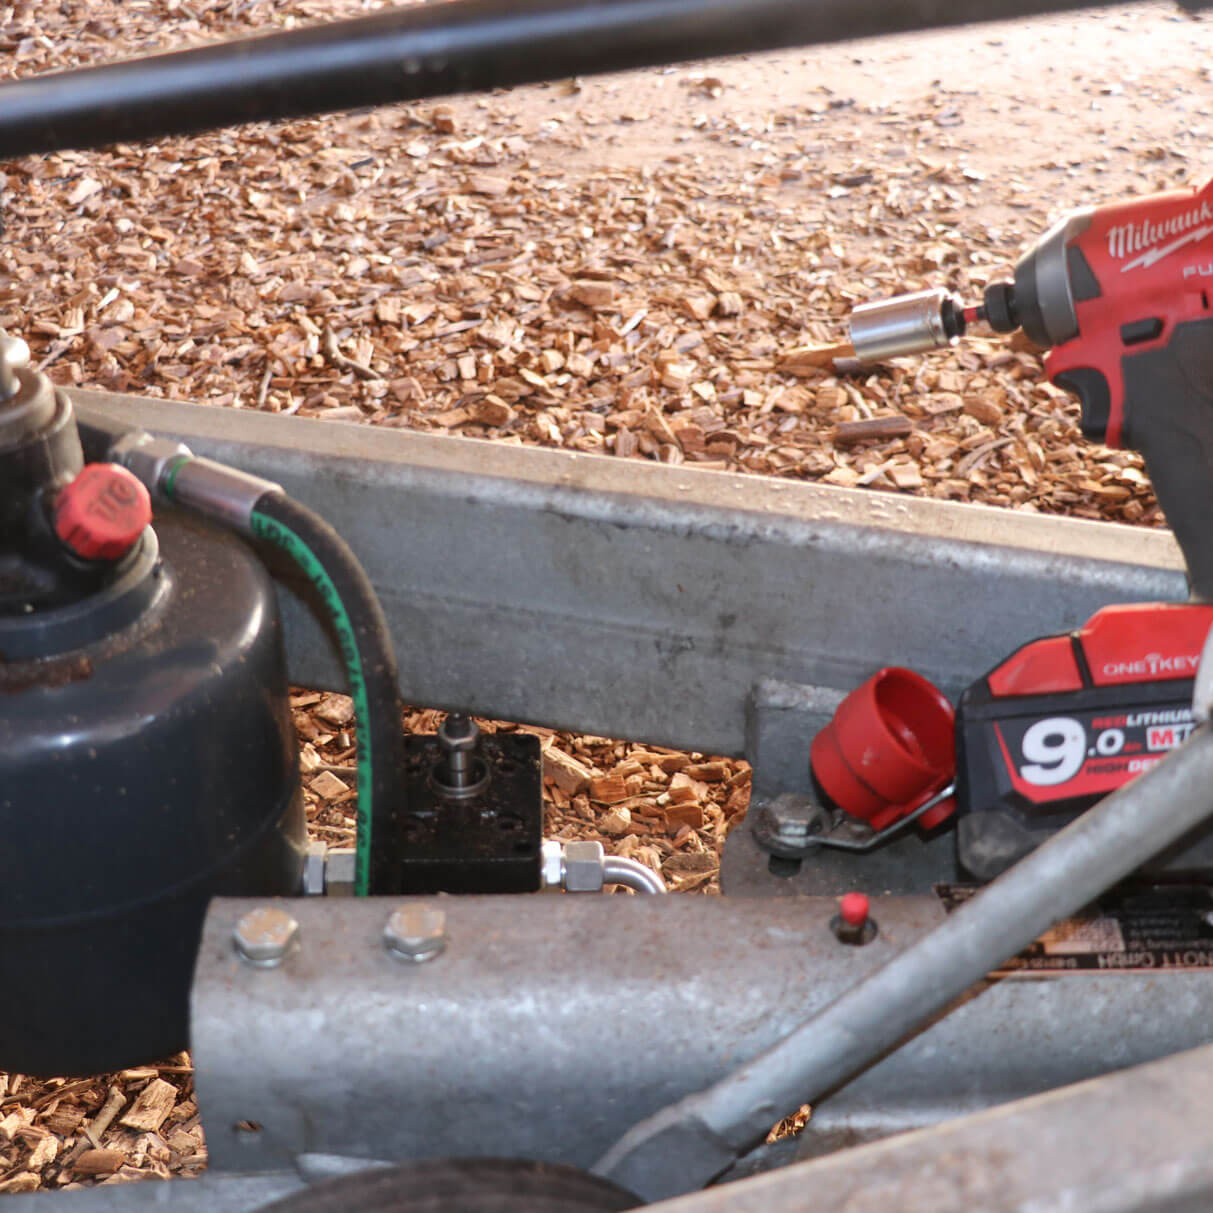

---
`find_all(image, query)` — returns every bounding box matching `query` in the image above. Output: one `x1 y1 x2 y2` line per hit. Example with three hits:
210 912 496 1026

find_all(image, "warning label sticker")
935 883 1213 975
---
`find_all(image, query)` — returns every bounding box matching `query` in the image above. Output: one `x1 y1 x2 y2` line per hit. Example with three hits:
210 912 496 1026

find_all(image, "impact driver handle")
1086 321 1213 602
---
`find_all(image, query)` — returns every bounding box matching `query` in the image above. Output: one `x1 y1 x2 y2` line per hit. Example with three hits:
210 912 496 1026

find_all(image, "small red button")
55 463 151 561
839 892 870 928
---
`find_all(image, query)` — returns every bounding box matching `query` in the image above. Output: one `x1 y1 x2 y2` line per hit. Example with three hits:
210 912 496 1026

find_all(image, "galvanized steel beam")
191 894 1213 1176
74 392 1186 761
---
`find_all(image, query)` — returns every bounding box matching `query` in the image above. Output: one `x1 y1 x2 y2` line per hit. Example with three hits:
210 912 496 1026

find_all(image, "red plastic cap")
810 666 955 832
839 892 870 928
55 463 151 561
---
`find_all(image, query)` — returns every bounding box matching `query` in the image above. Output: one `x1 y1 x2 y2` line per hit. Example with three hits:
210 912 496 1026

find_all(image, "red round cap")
55 463 151 561
839 892 870 928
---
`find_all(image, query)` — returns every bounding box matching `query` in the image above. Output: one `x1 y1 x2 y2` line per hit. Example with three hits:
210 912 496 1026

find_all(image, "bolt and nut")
233 905 299 967
384 904 447 963
754 792 831 857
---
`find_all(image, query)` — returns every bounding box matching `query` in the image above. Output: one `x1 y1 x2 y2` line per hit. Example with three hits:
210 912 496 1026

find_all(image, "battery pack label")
990 703 1195 805
936 883 1213 975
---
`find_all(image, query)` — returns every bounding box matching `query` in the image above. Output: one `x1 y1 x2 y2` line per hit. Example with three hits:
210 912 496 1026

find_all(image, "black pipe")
0 0 1134 160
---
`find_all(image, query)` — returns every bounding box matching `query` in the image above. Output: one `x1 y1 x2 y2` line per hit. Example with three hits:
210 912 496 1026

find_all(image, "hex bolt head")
384 904 447 963
234 906 299 968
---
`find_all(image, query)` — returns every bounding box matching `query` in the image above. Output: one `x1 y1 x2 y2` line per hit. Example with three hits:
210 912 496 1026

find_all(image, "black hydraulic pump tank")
0 347 305 1076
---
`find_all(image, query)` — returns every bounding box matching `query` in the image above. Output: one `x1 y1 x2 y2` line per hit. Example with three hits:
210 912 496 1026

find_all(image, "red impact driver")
849 176 1213 601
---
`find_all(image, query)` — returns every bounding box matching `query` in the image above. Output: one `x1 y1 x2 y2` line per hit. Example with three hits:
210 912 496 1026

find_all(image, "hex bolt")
233 905 300 968
433 713 488 798
384 903 447 963
754 793 831 858
437 713 478 788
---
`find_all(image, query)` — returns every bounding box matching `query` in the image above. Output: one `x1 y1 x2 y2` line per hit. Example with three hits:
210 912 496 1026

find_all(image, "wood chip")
467 174 510 196
665 802 705 829
590 773 631 804
543 747 592 795
570 280 617 309
118 1079 178 1133
321 327 381 381
779 341 855 376
310 770 350 798
599 806 633 835
833 416 913 445
74 1149 125 1176
684 761 728 782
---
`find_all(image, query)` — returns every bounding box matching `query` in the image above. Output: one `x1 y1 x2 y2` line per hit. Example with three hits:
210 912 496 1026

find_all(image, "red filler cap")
839 892 870 929
54 463 151 561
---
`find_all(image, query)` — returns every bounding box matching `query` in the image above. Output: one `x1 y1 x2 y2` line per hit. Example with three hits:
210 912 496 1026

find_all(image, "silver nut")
234 905 299 967
760 793 827 844
540 839 565 890
325 847 357 896
111 431 192 500
438 713 480 753
302 841 327 896
564 840 605 893
384 904 447 962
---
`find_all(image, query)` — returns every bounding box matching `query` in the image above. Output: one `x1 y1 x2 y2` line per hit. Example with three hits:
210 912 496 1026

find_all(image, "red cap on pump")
54 463 151 561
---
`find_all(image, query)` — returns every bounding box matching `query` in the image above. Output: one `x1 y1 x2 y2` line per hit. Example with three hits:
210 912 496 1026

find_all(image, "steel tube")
602 855 668 894
642 1043 1213 1213
595 724 1213 1200
0 0 1135 159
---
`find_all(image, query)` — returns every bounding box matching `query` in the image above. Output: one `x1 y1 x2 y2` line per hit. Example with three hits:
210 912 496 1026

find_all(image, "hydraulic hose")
246 492 404 898
98 422 407 900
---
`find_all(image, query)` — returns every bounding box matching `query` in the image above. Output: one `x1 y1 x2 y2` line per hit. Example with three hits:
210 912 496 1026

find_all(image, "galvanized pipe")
0 0 1142 158
595 724 1213 1201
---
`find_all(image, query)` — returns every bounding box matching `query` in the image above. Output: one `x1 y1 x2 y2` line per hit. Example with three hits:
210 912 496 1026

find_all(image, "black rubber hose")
248 491 404 896
0 0 1138 159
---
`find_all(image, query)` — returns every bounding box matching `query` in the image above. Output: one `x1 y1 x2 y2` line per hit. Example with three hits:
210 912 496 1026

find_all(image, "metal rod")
602 855 667 894
595 724 1213 1201
815 781 955 852
0 0 1132 158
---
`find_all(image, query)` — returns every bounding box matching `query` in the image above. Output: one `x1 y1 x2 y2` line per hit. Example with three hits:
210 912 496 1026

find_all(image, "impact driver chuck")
848 178 1213 600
